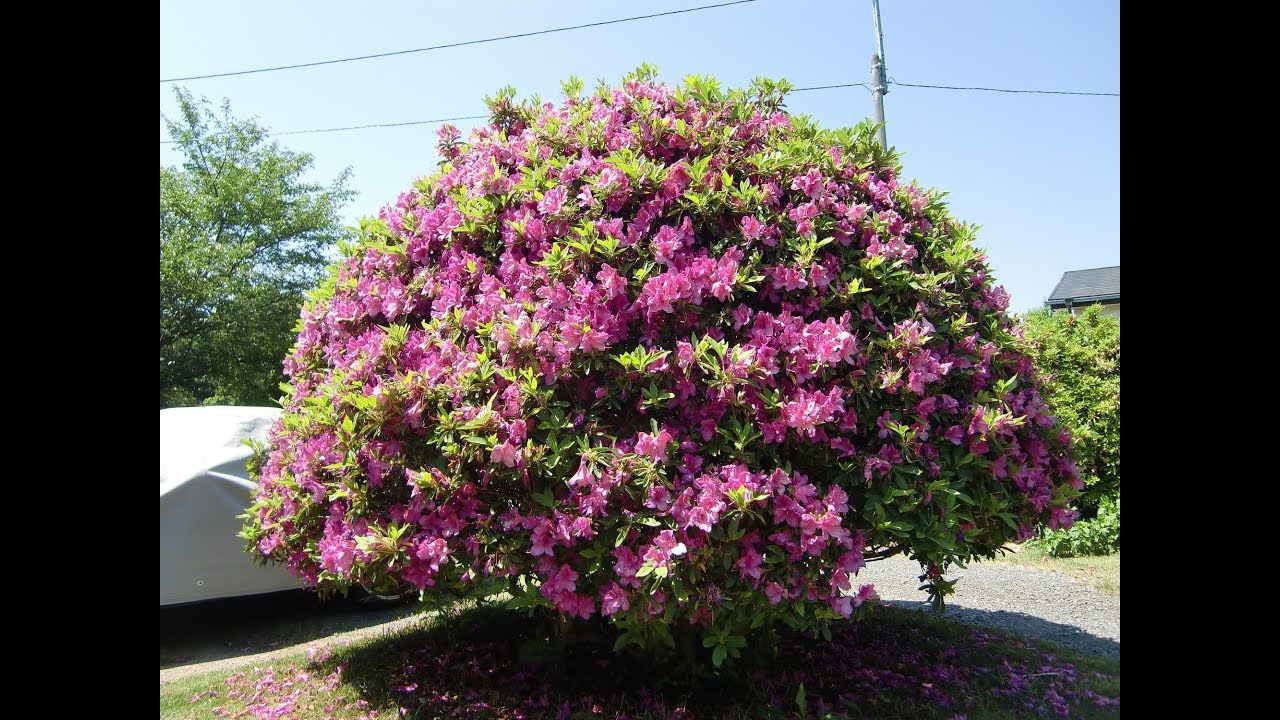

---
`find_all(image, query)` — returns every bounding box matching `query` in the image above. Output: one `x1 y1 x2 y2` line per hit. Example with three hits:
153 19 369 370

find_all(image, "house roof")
1047 266 1120 306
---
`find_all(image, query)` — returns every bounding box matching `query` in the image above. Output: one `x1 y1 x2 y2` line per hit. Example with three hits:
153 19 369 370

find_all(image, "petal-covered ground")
166 605 1119 720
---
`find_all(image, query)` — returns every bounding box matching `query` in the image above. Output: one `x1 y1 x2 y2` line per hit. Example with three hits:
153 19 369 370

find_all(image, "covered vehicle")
160 406 302 606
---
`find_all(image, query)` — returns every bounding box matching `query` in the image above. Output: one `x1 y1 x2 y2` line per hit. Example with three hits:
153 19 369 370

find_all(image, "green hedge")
1034 494 1119 557
1020 305 1119 556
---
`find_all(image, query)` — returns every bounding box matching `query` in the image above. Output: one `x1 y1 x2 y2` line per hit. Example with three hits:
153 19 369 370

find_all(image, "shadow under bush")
320 604 1119 719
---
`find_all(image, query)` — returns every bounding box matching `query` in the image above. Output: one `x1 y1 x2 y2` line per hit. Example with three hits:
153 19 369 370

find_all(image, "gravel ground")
857 554 1120 658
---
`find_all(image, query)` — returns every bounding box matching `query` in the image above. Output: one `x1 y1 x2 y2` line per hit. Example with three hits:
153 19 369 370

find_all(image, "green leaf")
613 631 641 652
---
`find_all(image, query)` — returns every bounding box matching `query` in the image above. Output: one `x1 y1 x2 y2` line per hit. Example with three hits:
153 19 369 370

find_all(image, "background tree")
160 87 354 407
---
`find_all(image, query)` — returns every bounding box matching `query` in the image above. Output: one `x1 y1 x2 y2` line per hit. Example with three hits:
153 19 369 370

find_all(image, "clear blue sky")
160 0 1119 313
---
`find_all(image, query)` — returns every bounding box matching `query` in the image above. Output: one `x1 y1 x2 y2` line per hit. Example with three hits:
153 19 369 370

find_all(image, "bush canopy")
243 70 1082 661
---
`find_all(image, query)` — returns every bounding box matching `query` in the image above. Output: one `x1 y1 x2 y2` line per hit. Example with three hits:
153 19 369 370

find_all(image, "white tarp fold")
160 406 301 606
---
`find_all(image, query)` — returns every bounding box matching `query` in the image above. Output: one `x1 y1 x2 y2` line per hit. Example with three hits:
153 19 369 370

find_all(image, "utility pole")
870 0 889 149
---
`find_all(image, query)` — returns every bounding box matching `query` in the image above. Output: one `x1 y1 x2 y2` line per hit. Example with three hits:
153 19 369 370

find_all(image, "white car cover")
160 406 302 605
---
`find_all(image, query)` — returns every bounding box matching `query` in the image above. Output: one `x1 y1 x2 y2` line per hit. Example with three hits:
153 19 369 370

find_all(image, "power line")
890 80 1118 97
159 114 488 144
271 114 489 138
793 83 871 94
159 0 764 83
158 79 1117 145
159 83 869 145
272 114 486 136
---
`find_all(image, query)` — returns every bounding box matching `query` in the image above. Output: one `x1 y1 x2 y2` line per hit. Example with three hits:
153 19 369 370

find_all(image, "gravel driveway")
161 555 1119 684
857 554 1119 658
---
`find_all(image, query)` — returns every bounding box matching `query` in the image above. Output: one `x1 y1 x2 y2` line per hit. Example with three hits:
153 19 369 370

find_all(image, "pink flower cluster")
244 73 1080 644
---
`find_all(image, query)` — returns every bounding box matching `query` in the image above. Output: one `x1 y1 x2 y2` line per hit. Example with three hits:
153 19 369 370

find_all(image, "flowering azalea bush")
243 68 1081 663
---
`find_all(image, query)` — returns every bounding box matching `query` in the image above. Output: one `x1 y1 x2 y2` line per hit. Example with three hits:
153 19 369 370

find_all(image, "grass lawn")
161 604 1119 719
993 547 1120 596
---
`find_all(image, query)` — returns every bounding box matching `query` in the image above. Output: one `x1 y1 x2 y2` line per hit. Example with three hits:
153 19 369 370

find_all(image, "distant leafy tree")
160 88 354 407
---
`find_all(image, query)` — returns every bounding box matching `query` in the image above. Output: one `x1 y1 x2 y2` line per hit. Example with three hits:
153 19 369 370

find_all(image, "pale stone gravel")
856 554 1120 658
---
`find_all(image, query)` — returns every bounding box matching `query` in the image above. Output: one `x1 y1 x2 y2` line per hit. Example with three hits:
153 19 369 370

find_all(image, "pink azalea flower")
568 455 595 488
529 522 555 557
600 582 630 616
491 441 521 467
634 428 673 463
596 264 627 298
542 564 578 596
853 583 878 606
537 186 566 215
831 595 853 618
736 545 765 581
765 581 788 604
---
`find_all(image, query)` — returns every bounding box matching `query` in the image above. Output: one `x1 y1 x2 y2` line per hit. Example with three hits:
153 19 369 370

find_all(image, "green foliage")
1032 494 1120 558
1020 305 1120 517
1020 305 1119 556
159 87 355 408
